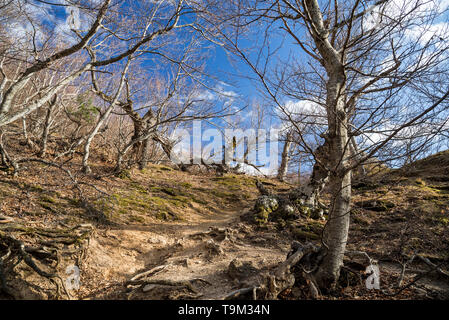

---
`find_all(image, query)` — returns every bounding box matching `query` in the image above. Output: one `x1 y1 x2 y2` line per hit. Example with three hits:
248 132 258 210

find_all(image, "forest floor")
0 148 449 300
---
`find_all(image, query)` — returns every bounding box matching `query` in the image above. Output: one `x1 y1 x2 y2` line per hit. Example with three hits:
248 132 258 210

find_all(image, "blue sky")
7 0 449 174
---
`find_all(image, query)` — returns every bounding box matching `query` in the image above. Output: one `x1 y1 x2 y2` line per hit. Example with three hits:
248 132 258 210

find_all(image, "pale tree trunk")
314 71 351 289
38 95 57 157
82 109 114 173
304 0 352 288
277 131 292 182
317 170 351 287
22 116 34 148
115 111 159 171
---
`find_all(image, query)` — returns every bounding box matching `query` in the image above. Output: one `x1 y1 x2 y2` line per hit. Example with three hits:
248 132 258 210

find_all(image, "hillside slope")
0 151 448 300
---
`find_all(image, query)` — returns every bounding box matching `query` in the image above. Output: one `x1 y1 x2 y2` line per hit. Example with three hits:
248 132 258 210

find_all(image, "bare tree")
277 129 292 181
208 0 449 289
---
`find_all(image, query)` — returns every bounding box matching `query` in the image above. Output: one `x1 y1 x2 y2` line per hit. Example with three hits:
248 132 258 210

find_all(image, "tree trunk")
82 107 114 173
302 0 352 289
130 118 144 166
314 71 351 289
290 140 330 208
277 131 292 182
316 170 351 288
38 96 57 157
22 117 34 148
138 137 150 170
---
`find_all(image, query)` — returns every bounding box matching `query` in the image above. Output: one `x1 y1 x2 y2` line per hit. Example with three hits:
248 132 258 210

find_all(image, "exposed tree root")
126 265 168 285
381 253 449 298
223 287 258 300
126 275 211 300
0 223 93 299
222 241 322 300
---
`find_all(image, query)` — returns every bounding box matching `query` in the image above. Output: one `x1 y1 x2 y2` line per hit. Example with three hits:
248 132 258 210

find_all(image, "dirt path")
78 205 292 299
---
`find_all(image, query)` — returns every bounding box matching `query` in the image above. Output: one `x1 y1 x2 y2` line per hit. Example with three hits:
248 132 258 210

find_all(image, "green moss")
39 195 57 204
157 165 173 171
148 196 170 207
39 202 57 213
111 190 190 220
160 187 177 196
298 205 311 217
439 217 449 225
212 175 254 187
415 178 426 186
117 169 131 180
129 215 145 223
172 195 191 204
291 228 320 240
253 199 278 225
191 196 208 205
156 211 167 220
67 197 81 206
155 211 181 221
209 189 233 199
28 184 44 193
112 193 152 212
255 208 271 224
180 182 192 189
130 182 148 194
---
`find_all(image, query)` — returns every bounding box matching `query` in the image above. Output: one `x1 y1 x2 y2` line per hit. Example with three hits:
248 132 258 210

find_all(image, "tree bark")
303 0 352 288
138 137 151 170
277 131 292 182
290 140 330 208
38 95 57 157
314 70 351 289
21 117 34 148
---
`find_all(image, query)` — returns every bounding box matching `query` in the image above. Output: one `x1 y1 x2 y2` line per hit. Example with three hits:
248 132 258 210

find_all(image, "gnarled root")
223 241 322 300
257 242 321 299
0 223 93 299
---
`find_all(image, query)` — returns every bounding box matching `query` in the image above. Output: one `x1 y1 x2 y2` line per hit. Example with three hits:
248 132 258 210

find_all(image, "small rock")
181 258 192 268
206 239 223 256
147 236 167 245
227 259 258 280
253 195 279 224
142 284 157 292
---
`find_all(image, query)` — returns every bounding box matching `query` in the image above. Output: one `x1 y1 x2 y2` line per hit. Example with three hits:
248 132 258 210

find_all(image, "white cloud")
283 100 325 116
406 22 449 45
363 0 449 34
277 100 327 132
